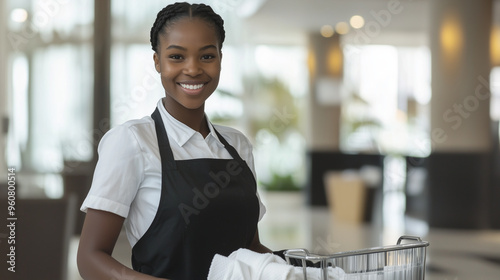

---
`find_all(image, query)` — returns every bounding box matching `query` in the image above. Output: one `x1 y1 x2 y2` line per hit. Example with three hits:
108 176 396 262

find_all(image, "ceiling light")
335 22 350 35
350 15 365 29
320 25 334 38
10 8 28 23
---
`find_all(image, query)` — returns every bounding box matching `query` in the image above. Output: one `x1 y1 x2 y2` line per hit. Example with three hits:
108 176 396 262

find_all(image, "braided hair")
150 2 225 53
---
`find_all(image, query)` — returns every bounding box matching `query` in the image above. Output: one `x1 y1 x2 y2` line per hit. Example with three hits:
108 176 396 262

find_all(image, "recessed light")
321 25 334 38
11 8 28 23
350 15 365 29
335 22 350 35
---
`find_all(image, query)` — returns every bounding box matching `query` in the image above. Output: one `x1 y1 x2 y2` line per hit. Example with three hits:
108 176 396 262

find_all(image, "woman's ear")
153 52 161 73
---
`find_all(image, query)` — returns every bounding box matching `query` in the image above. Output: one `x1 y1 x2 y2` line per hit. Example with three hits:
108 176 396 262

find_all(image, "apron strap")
212 128 256 190
213 127 246 166
151 108 177 170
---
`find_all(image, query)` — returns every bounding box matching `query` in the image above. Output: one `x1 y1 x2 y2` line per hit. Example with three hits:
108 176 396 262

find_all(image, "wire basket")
284 235 430 280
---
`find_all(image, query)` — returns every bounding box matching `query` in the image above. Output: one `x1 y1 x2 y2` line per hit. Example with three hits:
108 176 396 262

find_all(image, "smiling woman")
77 3 271 280
154 17 222 130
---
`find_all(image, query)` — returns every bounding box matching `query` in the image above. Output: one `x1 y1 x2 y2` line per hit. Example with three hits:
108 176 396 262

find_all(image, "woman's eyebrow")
165 44 217 51
199 45 217 51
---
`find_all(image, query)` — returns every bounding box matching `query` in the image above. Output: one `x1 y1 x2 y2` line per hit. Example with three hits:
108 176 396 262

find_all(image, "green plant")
260 173 301 192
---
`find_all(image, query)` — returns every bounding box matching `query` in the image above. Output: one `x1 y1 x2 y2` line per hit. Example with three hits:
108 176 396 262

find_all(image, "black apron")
131 108 260 279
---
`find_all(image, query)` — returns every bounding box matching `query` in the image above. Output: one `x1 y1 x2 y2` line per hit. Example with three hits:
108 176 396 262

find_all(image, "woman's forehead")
159 17 220 50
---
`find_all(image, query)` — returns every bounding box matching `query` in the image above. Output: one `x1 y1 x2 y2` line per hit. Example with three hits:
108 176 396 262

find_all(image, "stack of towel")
208 249 345 280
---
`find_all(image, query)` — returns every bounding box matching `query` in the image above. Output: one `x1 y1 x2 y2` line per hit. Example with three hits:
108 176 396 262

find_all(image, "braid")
150 2 225 53
191 4 225 48
150 2 189 52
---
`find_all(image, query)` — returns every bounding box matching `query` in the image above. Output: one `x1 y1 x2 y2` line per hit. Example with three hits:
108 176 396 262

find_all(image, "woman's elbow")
76 246 92 279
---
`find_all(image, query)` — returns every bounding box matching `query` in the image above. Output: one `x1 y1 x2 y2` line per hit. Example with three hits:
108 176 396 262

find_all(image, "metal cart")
284 235 430 280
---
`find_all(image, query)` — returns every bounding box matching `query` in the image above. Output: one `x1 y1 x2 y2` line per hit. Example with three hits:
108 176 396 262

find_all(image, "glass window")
341 45 431 156
110 43 163 126
491 67 500 121
5 0 94 197
6 53 29 169
30 44 93 171
249 45 308 190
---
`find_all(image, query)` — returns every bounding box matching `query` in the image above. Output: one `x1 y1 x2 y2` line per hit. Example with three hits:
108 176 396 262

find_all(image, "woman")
77 3 271 279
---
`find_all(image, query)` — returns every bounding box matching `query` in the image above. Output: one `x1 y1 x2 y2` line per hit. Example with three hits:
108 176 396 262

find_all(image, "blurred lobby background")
1 0 500 279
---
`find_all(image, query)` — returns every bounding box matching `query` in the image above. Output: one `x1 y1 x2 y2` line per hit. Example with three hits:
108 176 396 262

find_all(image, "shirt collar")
156 99 225 148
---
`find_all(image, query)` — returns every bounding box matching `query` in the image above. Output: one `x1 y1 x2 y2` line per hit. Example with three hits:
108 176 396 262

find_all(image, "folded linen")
208 249 293 280
207 248 345 280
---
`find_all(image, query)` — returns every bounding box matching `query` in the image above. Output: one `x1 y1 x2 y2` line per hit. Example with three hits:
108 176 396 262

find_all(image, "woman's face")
154 17 221 111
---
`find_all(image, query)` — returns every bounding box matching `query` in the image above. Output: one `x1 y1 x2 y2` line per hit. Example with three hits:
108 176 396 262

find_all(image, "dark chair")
0 193 77 280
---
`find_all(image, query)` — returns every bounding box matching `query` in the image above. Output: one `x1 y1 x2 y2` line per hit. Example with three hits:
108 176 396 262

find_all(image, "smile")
179 83 205 90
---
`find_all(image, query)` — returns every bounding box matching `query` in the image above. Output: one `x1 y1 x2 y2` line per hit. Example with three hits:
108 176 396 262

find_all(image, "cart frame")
284 235 430 280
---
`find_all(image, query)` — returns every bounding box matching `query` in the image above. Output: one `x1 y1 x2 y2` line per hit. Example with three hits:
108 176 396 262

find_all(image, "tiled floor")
68 191 500 279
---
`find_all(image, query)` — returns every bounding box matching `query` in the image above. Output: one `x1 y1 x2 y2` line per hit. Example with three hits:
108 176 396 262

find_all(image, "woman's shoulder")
115 115 154 129
99 116 156 151
106 116 154 136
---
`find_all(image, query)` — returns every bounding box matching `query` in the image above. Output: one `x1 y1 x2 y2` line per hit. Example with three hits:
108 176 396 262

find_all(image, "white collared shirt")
81 99 266 247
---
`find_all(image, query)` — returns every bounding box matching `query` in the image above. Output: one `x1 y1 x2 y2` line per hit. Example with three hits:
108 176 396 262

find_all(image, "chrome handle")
397 235 423 245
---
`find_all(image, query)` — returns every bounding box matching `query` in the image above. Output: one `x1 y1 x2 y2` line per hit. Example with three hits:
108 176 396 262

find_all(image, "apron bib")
131 108 259 279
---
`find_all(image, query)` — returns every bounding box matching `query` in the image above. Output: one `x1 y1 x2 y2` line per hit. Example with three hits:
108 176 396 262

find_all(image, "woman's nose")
183 59 203 76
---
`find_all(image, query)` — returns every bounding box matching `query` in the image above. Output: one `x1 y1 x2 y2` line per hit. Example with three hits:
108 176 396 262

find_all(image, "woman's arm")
248 228 272 253
77 209 167 280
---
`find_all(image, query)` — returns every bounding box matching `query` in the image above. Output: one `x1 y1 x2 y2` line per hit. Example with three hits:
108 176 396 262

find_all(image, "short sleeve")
80 124 145 218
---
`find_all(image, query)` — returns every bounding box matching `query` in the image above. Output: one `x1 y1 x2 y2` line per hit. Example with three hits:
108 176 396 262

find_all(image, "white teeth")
180 83 204 90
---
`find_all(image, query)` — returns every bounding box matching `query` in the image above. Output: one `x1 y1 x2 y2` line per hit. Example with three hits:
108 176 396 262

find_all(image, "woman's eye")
201 54 215 60
169 55 183 60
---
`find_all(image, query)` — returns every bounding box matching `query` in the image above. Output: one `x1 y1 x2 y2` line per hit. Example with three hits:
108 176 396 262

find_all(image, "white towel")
208 254 254 280
208 249 293 280
207 248 345 280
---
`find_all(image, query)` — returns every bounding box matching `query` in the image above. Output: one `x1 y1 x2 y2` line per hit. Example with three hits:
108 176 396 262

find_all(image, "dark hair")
150 2 225 53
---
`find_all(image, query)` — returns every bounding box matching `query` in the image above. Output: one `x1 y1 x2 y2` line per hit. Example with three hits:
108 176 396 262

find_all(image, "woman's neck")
162 98 210 138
